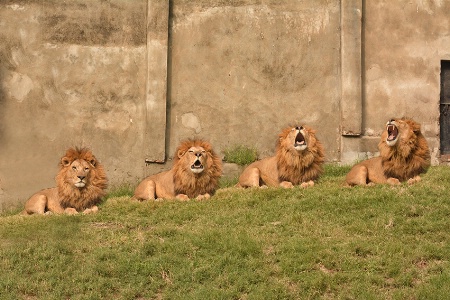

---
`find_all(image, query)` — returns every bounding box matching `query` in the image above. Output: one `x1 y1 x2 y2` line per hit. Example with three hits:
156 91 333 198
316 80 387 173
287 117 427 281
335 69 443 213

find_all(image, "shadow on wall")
0 32 19 149
0 33 17 149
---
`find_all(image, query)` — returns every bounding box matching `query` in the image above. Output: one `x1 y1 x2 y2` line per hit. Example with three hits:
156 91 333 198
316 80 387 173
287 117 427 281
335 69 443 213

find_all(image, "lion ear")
89 159 97 167
177 150 185 158
61 157 71 167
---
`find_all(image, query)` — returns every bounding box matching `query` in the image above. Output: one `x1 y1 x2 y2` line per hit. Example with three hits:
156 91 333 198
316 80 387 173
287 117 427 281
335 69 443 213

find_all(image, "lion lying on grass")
134 139 222 201
345 117 430 186
22 147 108 215
238 125 325 188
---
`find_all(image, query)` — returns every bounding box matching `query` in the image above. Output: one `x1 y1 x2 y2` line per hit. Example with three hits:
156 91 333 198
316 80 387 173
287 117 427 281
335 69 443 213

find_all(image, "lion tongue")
295 132 305 145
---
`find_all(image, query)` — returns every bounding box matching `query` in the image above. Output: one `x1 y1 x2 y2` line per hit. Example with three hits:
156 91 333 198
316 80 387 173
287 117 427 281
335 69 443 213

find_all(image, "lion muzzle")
190 158 204 174
386 121 399 146
74 176 87 188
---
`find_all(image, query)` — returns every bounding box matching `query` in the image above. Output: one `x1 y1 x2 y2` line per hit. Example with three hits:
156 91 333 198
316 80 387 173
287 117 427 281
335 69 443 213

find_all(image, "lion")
133 139 222 201
22 147 108 215
238 125 325 188
345 117 430 186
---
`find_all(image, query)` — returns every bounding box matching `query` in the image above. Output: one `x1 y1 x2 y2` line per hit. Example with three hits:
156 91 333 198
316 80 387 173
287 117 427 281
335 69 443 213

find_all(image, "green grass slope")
0 166 449 299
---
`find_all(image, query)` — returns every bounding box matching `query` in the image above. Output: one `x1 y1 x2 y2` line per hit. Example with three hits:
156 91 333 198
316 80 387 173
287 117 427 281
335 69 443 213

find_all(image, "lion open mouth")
294 131 307 150
387 124 399 141
191 159 204 173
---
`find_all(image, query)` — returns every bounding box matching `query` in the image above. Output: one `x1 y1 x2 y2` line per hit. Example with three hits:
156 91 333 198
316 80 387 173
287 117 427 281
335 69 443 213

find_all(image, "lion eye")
84 167 89 172
72 166 77 171
188 150 194 153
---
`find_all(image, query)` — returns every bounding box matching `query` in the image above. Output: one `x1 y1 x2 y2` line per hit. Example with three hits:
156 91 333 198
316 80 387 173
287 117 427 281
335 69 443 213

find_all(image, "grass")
223 145 259 166
0 165 449 299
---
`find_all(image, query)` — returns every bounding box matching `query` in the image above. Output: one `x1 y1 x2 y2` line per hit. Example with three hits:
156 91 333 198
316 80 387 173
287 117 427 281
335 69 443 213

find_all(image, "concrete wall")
0 0 151 210
342 0 450 164
0 0 449 210
166 0 341 160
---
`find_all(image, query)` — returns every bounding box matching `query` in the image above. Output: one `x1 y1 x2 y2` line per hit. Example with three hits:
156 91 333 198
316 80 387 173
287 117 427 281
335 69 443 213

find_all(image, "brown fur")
345 118 430 186
134 139 222 200
238 125 325 188
22 147 108 215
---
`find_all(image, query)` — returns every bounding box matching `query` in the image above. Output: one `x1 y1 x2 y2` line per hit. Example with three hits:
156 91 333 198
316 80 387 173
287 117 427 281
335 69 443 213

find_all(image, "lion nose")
195 153 201 157
78 176 85 181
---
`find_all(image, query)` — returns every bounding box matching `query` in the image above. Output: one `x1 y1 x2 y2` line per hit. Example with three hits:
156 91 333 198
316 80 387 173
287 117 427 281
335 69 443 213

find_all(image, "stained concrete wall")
0 0 449 211
0 0 151 210
166 0 341 159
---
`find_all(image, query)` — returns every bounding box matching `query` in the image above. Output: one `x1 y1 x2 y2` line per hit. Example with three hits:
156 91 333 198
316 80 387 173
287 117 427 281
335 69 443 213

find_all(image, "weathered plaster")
362 0 450 164
168 1 341 160
0 0 148 210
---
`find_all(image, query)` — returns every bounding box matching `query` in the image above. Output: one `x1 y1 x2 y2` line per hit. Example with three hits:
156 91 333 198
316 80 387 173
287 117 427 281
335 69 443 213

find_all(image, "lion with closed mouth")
134 139 222 201
345 117 430 186
238 125 325 188
22 147 108 215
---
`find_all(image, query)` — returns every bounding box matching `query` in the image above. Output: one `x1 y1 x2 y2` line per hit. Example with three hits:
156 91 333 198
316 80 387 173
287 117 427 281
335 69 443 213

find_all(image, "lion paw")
64 207 79 215
83 206 99 214
176 194 190 201
280 181 294 189
387 178 401 186
407 176 421 185
196 193 211 201
300 180 315 188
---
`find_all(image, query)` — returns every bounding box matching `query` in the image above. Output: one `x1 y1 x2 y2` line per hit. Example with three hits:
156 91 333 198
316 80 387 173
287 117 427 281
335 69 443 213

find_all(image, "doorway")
440 61 450 156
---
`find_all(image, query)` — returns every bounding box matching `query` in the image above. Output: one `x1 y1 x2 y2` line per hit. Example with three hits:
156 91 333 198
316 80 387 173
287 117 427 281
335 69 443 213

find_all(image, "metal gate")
440 61 450 155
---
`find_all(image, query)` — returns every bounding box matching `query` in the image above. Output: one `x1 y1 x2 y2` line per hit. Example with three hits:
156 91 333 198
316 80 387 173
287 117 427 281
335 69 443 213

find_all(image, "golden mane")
379 118 430 181
173 139 222 198
56 147 108 211
275 126 325 185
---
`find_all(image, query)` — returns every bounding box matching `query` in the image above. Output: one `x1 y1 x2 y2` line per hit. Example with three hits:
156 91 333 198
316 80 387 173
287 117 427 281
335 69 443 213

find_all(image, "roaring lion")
345 117 430 186
22 147 108 215
134 139 222 201
238 125 325 188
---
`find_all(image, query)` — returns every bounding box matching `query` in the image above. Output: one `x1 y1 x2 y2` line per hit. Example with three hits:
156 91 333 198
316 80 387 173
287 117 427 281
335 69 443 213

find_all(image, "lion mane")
134 139 222 200
345 117 430 186
238 125 325 188
173 139 222 198
22 147 108 215
57 147 108 211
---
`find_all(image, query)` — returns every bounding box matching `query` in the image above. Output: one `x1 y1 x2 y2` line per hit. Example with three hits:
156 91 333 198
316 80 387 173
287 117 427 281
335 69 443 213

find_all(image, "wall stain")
36 0 147 46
